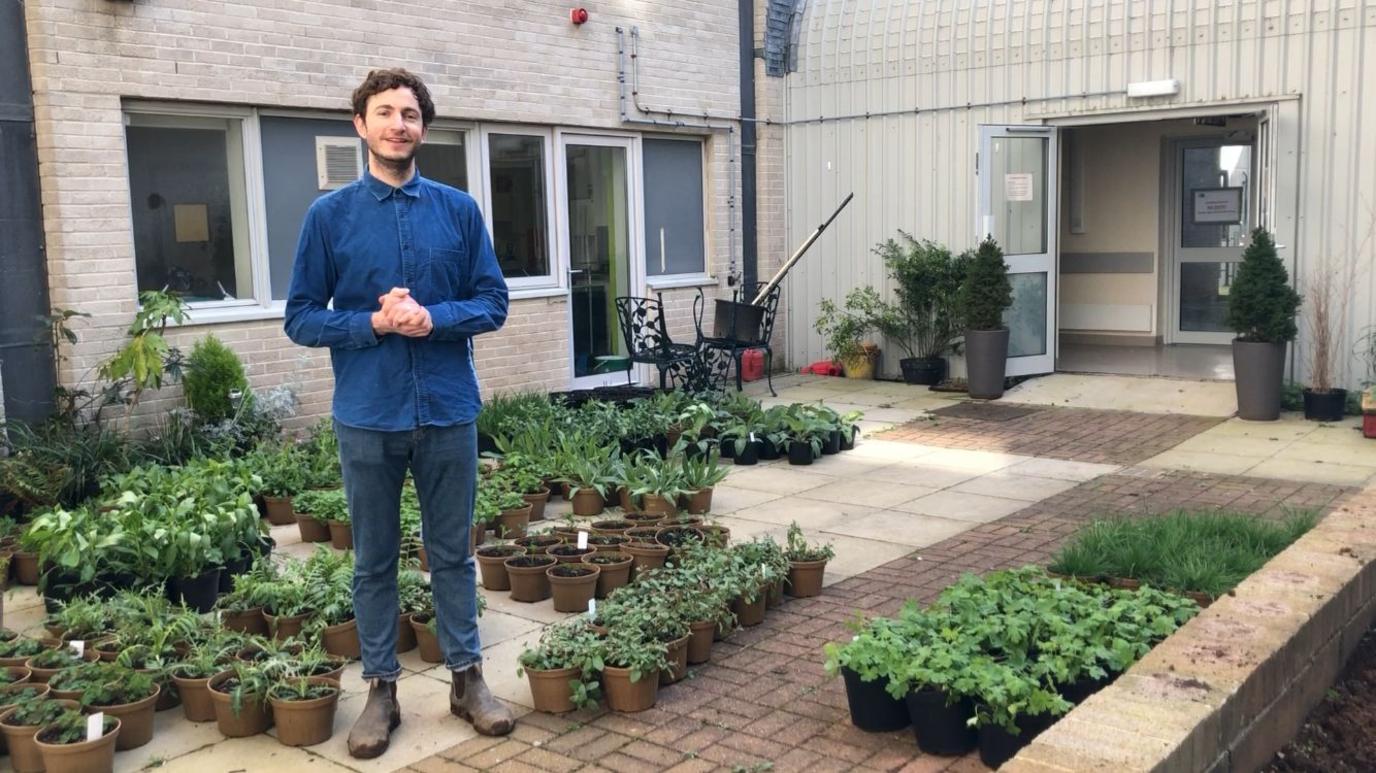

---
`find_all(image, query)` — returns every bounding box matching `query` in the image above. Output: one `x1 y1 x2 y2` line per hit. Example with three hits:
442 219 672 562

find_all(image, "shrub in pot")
35 708 119 773
874 234 969 385
170 646 230 723
396 568 431 654
822 620 912 732
0 696 82 773
1300 249 1356 421
1227 228 1301 421
25 647 97 684
518 620 604 713
588 534 630 554
814 287 885 378
599 627 669 713
680 450 728 514
958 238 1013 399
215 561 276 636
546 563 600 613
515 533 564 552
207 664 272 737
556 434 617 517
491 488 532 540
0 637 49 668
290 489 338 543
299 547 359 659
546 543 596 565
253 445 306 525
268 676 340 747
408 612 443 664
784 522 835 598
60 663 158 750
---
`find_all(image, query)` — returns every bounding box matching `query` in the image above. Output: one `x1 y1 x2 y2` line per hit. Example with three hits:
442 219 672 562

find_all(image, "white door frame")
555 131 646 389
976 125 1059 377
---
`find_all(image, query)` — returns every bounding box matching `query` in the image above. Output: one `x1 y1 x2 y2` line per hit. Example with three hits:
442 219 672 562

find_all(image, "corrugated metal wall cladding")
780 0 1376 388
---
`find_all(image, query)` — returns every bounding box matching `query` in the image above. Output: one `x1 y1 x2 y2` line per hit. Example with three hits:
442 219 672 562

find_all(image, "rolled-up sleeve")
284 204 380 350
426 203 509 340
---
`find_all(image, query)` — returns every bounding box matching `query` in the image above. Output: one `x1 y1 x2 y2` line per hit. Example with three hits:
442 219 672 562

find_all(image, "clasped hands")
371 287 433 337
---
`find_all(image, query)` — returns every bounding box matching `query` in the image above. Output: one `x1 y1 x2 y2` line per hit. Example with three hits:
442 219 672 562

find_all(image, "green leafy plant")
958 237 1012 331
599 626 670 685
3 697 72 727
37 709 117 745
813 287 888 363
784 522 834 562
98 290 189 418
517 619 605 709
873 233 970 359
1228 228 1301 343
268 677 338 702
182 334 250 423
292 488 348 522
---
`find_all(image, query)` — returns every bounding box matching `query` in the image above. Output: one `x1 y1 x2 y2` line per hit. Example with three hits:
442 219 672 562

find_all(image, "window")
485 131 555 284
125 114 253 303
417 130 469 192
643 137 706 276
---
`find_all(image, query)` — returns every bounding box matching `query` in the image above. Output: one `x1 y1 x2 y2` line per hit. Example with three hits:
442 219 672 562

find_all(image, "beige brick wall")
24 0 744 425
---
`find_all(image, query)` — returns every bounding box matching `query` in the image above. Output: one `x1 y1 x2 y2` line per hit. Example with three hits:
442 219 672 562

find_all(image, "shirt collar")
363 166 422 201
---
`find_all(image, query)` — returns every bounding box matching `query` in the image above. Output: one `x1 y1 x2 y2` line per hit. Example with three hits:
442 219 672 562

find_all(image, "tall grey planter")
1232 339 1287 421
965 329 1010 400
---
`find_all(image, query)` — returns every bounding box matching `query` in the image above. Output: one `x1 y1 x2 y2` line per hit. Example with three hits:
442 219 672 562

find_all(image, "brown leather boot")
450 664 514 736
348 679 400 759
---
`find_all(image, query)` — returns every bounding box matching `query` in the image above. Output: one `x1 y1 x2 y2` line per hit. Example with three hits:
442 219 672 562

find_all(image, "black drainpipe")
739 0 758 292
0 0 56 425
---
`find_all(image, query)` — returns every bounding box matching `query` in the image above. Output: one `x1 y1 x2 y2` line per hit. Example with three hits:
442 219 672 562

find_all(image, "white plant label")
749 432 757 443
69 640 84 657
86 712 104 741
587 599 597 617
577 531 589 550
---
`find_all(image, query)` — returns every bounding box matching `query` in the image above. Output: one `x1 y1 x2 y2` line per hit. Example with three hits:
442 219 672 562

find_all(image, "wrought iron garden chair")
614 291 707 390
697 281 782 396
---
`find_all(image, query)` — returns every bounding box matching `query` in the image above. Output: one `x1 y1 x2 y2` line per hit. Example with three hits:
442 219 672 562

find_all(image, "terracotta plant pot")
147 674 180 712
495 504 532 540
418 546 430 572
687 620 715 664
269 677 340 747
731 592 767 627
624 526 662 543
262 495 296 526
684 488 713 515
787 559 828 598
654 526 704 558
172 672 216 722
396 613 418 653
25 650 99 683
208 670 271 737
570 488 604 517
296 515 331 543
0 698 80 773
409 614 443 663
2 666 31 684
624 512 664 528
660 634 691 686
221 607 269 636
590 519 634 535
699 525 730 549
472 523 488 552
582 552 634 599
476 545 527 591
602 665 659 712
35 714 119 773
525 666 582 714
546 564 600 613
327 520 353 550
504 555 557 602
515 534 564 552
11 552 39 586
545 544 596 564
523 487 551 521
321 619 361 660
589 535 631 554
92 682 159 750
640 493 679 518
265 611 310 642
624 541 669 581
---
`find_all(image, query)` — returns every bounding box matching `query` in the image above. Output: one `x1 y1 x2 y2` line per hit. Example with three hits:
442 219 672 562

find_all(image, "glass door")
1171 139 1254 344
976 125 1058 377
557 134 640 388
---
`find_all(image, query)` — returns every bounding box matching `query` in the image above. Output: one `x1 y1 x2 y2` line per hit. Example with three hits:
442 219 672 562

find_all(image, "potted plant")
626 453 686 516
582 551 634 598
679 450 728 514
814 287 886 378
784 522 834 598
170 641 235 722
874 234 969 384
0 697 81 773
215 561 275 636
207 663 272 737
622 539 669 580
491 487 532 540
408 612 444 664
1301 249 1357 421
599 627 669 713
546 542 596 565
504 554 558 602
35 708 119 772
0 638 50 668
1227 228 1302 420
267 676 340 747
822 618 912 732
63 663 158 750
254 445 305 526
476 544 526 592
546 563 600 613
289 489 336 543
25 647 97 684
518 620 604 714
299 548 359 659
958 238 1013 399
515 533 564 552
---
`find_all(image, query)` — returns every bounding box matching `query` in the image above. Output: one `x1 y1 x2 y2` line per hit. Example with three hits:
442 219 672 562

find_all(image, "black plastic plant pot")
840 427 857 451
900 356 948 385
1059 673 1114 705
1302 388 1348 422
175 567 223 613
840 667 909 732
759 440 782 460
822 431 842 455
787 441 814 466
734 441 761 466
977 713 1060 768
719 438 736 459
477 432 498 455
905 688 977 756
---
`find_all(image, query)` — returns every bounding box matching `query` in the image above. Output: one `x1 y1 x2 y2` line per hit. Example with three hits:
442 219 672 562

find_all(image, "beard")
369 137 417 175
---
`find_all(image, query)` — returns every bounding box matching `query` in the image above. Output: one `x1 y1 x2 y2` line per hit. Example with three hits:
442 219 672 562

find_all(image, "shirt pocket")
424 247 467 301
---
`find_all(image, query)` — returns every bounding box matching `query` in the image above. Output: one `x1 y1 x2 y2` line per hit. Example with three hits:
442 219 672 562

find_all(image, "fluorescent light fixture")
1126 79 1180 98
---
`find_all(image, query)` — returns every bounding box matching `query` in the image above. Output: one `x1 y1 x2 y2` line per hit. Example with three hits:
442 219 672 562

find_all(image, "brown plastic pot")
602 665 659 712
476 545 527 591
640 494 679 518
35 714 120 773
11 551 39 586
523 487 551 521
546 564 600 613
2 666 31 684
545 544 596 564
683 488 714 515
766 578 784 609
269 677 340 747
624 512 664 528
409 614 443 663
327 520 353 550
265 611 310 642
396 613 418 653
582 552 634 599
525 666 582 714
24 650 99 683
660 634 691 686
505 555 557 602
731 591 767 628
588 535 631 555
687 620 715 664
208 670 271 737
221 606 270 636
172 672 216 722
262 496 296 526
494 504 532 540
321 618 361 659
590 519 634 535
296 515 331 543
623 541 669 580
91 682 159 750
569 488 604 517
515 534 564 551
418 545 430 572
623 526 661 543
788 559 828 598
0 698 79 773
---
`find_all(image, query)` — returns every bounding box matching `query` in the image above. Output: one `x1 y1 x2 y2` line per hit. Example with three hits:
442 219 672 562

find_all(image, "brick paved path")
879 406 1225 466
409 470 1349 773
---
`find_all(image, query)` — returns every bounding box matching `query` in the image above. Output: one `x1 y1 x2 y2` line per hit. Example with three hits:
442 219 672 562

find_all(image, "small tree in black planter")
873 233 969 385
957 238 1012 399
1226 228 1300 420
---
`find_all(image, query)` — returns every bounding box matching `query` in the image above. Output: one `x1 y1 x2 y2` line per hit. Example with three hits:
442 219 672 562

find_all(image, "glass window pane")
417 139 467 191
488 134 549 279
126 120 251 302
1005 272 1048 357
567 145 629 377
259 117 360 300
1181 145 1251 248
1179 261 1236 332
989 136 1047 256
643 138 706 276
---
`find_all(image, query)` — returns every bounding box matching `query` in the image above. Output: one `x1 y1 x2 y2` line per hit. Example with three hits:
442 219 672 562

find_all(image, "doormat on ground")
931 402 1047 422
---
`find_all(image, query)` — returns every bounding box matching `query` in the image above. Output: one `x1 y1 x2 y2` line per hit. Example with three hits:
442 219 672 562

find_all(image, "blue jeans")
335 420 482 680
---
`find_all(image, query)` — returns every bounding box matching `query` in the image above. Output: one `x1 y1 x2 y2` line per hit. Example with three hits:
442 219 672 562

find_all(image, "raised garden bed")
1267 624 1376 771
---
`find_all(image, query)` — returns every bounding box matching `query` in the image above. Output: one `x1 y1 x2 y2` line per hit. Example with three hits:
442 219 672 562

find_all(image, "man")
284 68 514 759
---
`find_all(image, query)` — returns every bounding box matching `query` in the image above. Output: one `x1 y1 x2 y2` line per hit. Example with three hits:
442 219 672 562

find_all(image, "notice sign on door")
1004 173 1035 202
1192 187 1243 224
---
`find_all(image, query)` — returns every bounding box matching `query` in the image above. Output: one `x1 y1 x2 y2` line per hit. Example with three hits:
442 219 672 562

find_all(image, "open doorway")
1055 115 1260 381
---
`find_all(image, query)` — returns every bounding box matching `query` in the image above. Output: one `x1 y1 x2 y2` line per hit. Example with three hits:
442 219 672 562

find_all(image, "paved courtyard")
3 372 1373 772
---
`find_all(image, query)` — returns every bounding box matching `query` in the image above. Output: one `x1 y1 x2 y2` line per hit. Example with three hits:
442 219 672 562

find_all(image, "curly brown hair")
351 68 436 127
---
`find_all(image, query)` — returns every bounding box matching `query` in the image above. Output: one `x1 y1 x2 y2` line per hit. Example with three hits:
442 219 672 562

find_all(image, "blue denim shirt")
284 168 509 431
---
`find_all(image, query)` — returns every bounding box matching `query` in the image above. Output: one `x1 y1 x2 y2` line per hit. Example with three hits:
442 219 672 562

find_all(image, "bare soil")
1267 627 1376 772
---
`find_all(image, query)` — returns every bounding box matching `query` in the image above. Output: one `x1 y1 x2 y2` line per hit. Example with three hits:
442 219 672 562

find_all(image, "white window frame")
479 125 561 294
418 123 483 201
641 135 713 287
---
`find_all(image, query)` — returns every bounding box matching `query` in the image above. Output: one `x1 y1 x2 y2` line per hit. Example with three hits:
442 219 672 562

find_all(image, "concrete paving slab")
310 671 479 772
891 490 1031 523
724 466 836 495
1138 450 1261 476
1002 373 1237 416
949 472 1082 502
1003 458 1121 482
797 478 931 509
729 497 882 531
823 510 975 548
704 484 785 514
